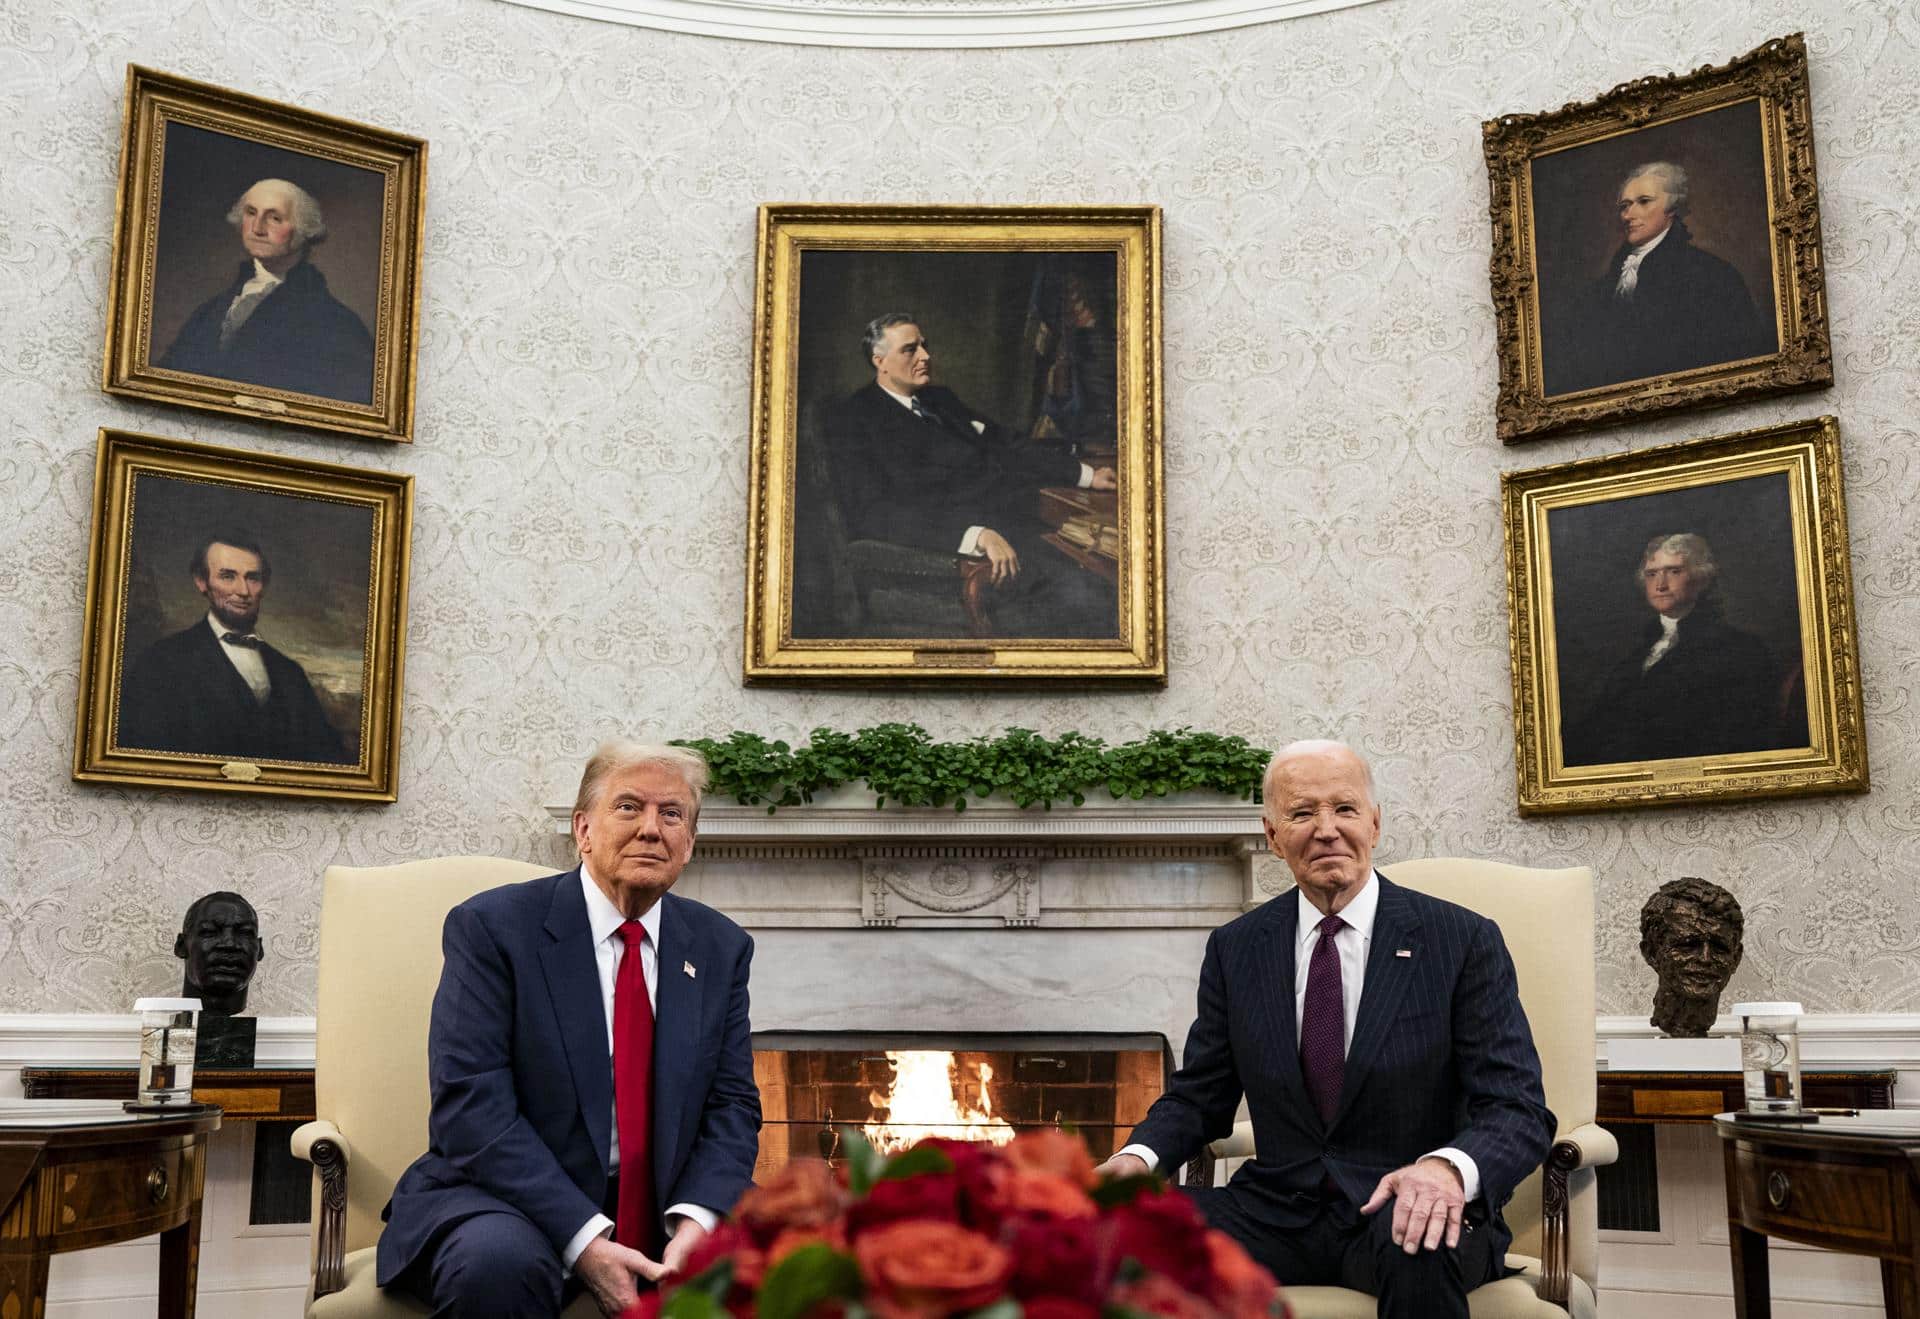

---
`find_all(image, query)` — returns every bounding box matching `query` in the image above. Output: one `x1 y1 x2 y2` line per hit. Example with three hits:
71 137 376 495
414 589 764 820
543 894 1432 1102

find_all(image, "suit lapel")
1333 874 1421 1129
1261 895 1315 1118
651 894 704 1187
538 869 613 1175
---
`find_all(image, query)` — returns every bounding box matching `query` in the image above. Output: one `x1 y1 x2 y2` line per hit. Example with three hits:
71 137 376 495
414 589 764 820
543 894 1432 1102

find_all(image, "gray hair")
226 178 328 247
1638 533 1718 589
1620 161 1690 219
572 740 710 824
861 312 918 364
1260 739 1375 821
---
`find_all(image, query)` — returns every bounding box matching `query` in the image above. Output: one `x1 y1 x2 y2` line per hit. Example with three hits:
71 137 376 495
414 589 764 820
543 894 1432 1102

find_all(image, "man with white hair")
1562 532 1798 766
1100 740 1554 1319
1551 160 1773 394
158 176 375 403
379 741 761 1318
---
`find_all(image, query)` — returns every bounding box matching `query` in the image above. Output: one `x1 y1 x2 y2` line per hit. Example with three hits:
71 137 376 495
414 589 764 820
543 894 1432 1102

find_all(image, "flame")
863 1051 1015 1154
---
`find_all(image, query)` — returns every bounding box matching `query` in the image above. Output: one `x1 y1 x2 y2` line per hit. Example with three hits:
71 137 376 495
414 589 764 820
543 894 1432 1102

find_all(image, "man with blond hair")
159 176 375 402
380 741 761 1318
1102 740 1553 1319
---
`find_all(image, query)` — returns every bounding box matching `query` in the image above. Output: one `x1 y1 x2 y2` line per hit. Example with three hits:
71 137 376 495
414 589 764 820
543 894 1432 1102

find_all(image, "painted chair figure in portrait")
1561 533 1799 768
158 177 375 404
823 312 1119 638
1554 162 1775 395
117 529 351 765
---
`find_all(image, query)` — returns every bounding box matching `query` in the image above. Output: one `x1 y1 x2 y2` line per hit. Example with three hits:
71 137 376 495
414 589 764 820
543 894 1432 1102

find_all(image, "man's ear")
173 932 188 959
252 938 265 963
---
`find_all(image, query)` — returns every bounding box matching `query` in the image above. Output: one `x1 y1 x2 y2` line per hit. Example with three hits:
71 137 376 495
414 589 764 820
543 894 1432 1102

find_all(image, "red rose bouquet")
625 1129 1289 1319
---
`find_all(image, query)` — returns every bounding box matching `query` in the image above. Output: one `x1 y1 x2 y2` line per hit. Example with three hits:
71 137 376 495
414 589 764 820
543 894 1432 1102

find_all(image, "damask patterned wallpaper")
2 0 1916 1019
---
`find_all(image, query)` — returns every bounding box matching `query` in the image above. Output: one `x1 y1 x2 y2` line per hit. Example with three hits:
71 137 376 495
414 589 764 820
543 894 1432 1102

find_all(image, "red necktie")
1299 914 1347 1125
613 920 658 1253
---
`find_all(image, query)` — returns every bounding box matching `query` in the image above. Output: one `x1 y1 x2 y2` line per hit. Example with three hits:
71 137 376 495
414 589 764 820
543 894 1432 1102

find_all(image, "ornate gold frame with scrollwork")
73 429 413 801
1502 416 1865 815
103 66 426 443
1483 34 1830 443
743 204 1164 685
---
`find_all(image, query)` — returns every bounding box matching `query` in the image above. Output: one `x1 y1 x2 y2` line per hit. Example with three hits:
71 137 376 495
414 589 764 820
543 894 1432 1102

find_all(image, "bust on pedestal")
175 891 264 1067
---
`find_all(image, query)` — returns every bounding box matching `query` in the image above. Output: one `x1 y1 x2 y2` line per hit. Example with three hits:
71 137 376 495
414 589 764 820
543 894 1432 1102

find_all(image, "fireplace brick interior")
750 1031 1169 1179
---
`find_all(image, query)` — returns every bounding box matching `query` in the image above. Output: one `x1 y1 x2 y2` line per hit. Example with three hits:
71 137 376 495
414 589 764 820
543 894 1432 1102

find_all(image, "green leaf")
756 1244 862 1319
676 1259 735 1302
876 1144 955 1182
965 1301 1023 1319
1089 1173 1163 1208
840 1127 887 1196
661 1288 729 1319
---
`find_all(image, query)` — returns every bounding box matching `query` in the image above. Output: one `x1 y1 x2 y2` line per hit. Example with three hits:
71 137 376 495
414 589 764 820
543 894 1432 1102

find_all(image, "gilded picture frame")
1483 34 1831 443
1502 415 1865 815
744 204 1165 685
103 66 427 443
73 429 414 802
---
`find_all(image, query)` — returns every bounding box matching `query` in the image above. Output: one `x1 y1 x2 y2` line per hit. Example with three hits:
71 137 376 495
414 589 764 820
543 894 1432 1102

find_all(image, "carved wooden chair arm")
1538 1121 1618 1309
290 1119 352 1298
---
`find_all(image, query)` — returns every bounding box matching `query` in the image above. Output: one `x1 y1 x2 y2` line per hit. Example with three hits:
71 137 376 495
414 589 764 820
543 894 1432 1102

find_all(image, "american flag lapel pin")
684 960 697 979
1395 949 1412 958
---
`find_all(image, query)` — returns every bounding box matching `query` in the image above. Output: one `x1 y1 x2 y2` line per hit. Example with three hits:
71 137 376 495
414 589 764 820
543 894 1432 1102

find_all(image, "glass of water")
134 997 201 1106
1733 1000 1803 1114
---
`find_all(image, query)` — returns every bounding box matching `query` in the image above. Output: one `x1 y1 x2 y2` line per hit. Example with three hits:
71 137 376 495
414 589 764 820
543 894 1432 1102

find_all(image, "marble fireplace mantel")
544 789 1280 929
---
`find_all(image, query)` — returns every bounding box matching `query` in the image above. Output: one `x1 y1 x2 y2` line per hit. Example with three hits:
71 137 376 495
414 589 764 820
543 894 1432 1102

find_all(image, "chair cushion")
1280 1255 1595 1319
308 1247 601 1319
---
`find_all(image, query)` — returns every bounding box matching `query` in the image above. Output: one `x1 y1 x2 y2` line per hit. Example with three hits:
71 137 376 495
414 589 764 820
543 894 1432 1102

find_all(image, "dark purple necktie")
1299 913 1347 1125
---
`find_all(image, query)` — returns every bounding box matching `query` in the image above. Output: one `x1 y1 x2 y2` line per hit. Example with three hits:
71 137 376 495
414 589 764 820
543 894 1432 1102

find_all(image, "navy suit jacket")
1127 872 1554 1262
117 619 349 764
376 871 761 1284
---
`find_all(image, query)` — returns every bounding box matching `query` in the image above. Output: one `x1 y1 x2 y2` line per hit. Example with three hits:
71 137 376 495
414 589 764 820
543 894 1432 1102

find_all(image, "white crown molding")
494 0 1387 49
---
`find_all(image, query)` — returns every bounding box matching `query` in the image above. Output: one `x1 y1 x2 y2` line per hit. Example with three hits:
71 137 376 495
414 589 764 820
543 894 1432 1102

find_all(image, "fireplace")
751 1031 1170 1179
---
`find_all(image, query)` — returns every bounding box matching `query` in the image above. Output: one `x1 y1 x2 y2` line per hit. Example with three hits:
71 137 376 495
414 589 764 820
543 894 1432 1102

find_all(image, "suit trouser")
984 535 1117 638
388 1178 625 1318
1187 1184 1503 1319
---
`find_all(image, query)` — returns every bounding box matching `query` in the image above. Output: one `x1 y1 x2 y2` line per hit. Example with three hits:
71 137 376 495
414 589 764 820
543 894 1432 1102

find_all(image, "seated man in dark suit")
1099 740 1555 1319
825 312 1119 638
379 741 761 1318
117 531 349 764
158 177 375 404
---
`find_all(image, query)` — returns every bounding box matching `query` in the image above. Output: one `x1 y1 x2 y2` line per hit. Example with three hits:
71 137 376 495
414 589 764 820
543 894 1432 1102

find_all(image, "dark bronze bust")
175 891 265 1066
1639 876 1743 1038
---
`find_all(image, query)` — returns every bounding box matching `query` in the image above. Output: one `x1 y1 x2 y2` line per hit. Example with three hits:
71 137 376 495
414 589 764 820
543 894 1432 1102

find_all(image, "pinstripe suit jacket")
1128 871 1554 1258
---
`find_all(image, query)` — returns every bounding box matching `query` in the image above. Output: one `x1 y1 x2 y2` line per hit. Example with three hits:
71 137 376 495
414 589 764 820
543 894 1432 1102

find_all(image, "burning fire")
863 1051 1015 1154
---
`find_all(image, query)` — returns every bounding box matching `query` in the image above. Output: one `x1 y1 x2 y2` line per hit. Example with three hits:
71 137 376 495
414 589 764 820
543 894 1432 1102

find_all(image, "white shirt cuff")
561 1213 613 1273
665 1202 718 1233
1117 1142 1159 1173
1076 463 1094 488
958 525 986 556
1423 1147 1481 1202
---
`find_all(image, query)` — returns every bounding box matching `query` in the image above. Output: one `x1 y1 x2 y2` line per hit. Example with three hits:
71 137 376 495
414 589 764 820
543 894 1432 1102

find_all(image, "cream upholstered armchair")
1195 859 1616 1319
291 856 599 1318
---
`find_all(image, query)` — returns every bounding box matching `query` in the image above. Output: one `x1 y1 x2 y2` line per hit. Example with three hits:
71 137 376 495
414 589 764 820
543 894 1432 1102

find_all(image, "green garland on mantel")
672 723 1270 812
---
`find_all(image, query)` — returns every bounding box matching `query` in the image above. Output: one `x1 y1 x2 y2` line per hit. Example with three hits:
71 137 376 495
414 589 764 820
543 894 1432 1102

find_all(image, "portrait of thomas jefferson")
146 122 385 407
1559 532 1802 768
1531 101 1780 398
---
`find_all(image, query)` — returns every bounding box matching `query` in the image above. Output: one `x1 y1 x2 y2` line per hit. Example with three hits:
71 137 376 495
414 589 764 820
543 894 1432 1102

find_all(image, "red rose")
996 1170 1097 1221
737 1159 844 1243
1004 1130 1098 1188
621 1293 663 1319
1199 1230 1280 1319
1003 1214 1105 1304
854 1219 1013 1318
847 1171 962 1234
1109 1274 1221 1319
767 1223 848 1266
1021 1299 1102 1319
1106 1187 1213 1293
676 1221 765 1294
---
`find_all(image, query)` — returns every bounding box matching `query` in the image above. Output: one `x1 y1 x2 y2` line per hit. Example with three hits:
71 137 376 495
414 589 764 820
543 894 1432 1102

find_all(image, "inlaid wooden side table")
1716 1110 1920 1317
0 1099 221 1318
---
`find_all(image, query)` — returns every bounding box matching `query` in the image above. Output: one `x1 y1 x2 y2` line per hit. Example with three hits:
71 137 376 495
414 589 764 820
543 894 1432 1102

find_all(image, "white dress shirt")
561 866 717 1271
206 611 271 703
1641 613 1683 672
877 383 1094 555
1122 871 1481 1201
1613 223 1672 298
